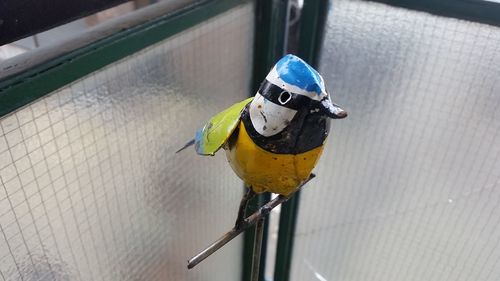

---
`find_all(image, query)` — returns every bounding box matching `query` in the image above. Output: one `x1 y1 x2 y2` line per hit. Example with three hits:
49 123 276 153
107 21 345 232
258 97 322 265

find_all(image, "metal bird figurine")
179 54 347 272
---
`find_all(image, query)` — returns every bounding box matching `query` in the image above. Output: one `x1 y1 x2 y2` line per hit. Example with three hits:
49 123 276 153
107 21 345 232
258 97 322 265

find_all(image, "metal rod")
187 174 315 269
187 226 242 269
251 217 265 281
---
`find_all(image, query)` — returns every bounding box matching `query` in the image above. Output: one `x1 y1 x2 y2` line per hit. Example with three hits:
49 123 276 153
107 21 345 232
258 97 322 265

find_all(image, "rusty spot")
273 157 278 160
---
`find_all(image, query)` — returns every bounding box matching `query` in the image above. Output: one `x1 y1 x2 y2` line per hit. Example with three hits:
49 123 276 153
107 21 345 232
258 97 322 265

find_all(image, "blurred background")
0 0 499 281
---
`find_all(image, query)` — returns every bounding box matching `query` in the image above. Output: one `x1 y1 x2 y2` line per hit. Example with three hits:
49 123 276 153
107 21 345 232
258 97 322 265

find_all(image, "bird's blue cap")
275 54 324 94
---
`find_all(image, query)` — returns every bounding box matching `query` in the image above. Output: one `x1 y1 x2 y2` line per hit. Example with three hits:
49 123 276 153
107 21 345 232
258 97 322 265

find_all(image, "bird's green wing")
195 97 253 156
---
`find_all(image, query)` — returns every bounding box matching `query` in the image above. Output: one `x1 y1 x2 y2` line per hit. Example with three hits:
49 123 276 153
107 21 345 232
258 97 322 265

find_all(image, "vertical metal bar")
243 0 290 280
250 0 290 93
371 0 500 28
273 1 329 281
257 193 271 280
242 193 270 281
251 218 265 281
297 0 329 66
273 192 301 281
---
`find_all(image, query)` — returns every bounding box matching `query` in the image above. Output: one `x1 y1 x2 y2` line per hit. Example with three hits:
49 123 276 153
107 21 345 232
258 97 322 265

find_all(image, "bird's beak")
319 96 348 119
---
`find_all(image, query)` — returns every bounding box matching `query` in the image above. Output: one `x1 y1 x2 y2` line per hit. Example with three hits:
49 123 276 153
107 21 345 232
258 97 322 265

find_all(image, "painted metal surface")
271 54 325 98
195 97 253 155
186 53 346 279
191 54 346 196
225 122 324 195
249 93 297 137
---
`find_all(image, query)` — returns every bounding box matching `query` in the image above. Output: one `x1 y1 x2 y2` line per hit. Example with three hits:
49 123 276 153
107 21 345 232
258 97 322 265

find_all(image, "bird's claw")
260 205 272 216
235 218 251 230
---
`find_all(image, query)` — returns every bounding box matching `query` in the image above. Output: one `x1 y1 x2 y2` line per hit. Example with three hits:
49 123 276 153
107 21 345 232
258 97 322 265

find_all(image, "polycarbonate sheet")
291 1 500 280
0 3 254 281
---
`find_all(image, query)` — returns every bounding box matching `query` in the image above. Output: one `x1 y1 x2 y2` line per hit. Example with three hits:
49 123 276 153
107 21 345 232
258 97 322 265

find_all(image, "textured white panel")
0 3 254 281
291 1 500 281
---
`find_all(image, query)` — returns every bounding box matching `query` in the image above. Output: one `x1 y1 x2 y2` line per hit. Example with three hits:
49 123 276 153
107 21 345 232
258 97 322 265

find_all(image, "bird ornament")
181 54 347 268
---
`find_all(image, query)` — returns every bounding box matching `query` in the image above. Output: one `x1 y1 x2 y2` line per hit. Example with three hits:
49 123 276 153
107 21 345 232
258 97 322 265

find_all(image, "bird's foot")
234 218 251 230
260 205 272 216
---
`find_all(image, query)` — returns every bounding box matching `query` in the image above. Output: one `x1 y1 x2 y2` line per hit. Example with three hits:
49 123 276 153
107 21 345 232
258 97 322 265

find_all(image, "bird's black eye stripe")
259 80 311 110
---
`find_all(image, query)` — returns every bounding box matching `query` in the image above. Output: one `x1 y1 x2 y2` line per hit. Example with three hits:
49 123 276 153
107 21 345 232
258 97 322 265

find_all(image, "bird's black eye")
278 91 292 105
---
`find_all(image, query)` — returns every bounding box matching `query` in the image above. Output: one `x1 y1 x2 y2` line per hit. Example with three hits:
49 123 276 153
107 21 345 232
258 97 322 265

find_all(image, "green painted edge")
0 0 249 117
242 1 289 280
274 1 329 280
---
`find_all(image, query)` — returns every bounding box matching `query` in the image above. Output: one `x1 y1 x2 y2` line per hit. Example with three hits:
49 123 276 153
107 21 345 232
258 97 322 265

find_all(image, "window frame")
371 0 500 27
0 0 249 117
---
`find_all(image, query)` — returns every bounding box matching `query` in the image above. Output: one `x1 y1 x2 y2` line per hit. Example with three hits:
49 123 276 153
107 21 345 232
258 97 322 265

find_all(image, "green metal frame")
273 1 329 280
243 1 290 280
0 0 249 118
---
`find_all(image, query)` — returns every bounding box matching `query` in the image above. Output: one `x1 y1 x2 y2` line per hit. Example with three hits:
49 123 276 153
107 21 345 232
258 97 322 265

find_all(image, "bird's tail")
175 139 195 153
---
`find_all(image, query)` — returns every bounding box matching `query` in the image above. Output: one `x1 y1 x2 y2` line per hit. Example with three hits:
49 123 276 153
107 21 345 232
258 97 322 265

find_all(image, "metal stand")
187 174 316 278
251 217 265 281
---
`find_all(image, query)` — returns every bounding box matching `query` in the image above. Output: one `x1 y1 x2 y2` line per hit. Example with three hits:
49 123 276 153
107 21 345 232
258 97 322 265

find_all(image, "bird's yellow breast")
224 122 324 196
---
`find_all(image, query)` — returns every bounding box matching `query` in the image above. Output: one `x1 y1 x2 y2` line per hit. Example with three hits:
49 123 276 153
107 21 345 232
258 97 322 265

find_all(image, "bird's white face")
249 93 297 137
248 64 325 137
248 55 347 138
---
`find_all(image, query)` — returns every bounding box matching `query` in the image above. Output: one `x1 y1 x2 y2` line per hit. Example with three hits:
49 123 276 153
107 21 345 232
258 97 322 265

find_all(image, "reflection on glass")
0 1 168 62
0 3 254 280
290 0 500 280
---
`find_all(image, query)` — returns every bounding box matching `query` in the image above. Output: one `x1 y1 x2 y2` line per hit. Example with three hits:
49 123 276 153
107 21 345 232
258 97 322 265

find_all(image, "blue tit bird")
178 54 347 227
